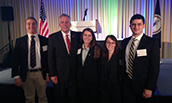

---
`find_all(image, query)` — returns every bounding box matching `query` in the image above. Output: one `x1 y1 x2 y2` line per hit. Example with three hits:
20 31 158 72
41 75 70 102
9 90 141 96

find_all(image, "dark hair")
103 35 119 58
26 17 38 24
130 14 145 24
59 13 71 21
81 28 100 59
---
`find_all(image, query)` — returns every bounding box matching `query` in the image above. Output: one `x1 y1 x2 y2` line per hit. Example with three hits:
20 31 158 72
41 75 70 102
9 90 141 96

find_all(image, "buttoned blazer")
77 46 101 83
122 34 160 94
48 30 81 84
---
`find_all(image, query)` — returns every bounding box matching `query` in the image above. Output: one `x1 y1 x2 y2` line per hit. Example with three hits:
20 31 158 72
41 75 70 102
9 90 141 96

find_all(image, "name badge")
77 48 81 54
42 45 47 51
137 49 147 57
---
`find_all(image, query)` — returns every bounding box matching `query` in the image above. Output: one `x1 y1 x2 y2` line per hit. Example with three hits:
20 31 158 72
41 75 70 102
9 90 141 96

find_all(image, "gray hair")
59 14 71 22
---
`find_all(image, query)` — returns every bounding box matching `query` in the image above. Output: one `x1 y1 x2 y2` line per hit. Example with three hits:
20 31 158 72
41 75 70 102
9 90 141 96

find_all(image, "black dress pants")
54 80 77 103
122 76 154 103
77 79 98 103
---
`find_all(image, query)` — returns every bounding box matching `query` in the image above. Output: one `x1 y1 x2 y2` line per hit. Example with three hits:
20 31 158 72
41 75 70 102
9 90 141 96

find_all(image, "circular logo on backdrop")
153 14 161 34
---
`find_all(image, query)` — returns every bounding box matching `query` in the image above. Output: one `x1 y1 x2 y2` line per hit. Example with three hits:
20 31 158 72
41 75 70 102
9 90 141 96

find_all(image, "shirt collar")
28 33 38 39
82 44 89 51
61 30 71 38
132 33 143 41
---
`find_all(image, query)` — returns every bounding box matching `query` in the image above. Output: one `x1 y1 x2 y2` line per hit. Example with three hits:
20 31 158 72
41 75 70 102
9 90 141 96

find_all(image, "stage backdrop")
0 0 172 61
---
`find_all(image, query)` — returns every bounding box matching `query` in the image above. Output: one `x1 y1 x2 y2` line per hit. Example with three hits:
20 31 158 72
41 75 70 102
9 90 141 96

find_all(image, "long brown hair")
81 28 101 59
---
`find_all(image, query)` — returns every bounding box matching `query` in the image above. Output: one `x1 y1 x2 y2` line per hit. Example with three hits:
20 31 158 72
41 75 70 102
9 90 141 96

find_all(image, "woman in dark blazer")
100 35 122 103
76 28 101 103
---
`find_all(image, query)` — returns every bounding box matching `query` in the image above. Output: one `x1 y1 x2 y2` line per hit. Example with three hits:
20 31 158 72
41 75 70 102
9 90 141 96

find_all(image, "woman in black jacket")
77 28 101 103
100 35 122 103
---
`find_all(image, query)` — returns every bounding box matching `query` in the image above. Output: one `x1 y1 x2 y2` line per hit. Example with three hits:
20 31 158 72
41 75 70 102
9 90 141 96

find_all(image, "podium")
70 20 102 39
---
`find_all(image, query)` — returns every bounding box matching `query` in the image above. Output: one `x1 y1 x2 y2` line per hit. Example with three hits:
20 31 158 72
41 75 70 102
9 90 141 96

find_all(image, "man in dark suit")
122 14 160 103
12 17 49 103
48 14 81 103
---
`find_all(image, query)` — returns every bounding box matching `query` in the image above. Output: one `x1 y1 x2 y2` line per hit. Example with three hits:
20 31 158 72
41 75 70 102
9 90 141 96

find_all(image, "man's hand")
15 78 22 87
46 74 50 83
143 89 152 98
51 76 58 84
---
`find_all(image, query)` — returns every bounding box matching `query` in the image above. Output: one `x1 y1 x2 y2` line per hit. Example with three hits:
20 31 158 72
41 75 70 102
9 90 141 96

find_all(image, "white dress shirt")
28 33 41 70
14 33 42 79
125 33 143 73
82 44 90 66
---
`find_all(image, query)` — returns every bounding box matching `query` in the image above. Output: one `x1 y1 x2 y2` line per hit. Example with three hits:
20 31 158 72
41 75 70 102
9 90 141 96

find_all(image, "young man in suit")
122 14 160 103
48 14 81 103
12 17 49 103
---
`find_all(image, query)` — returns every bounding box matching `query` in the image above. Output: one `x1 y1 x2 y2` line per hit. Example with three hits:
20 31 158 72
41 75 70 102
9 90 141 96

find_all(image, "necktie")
66 34 71 52
128 38 136 79
30 36 36 68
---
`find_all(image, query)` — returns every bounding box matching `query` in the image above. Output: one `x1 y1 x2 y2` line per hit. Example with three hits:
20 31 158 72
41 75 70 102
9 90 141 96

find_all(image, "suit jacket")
122 34 160 94
12 35 48 82
100 51 122 103
100 51 121 85
48 30 81 84
77 46 101 83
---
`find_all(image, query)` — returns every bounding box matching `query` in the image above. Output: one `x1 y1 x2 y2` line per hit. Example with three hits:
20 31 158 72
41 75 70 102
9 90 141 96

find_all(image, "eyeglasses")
131 23 144 27
106 42 116 45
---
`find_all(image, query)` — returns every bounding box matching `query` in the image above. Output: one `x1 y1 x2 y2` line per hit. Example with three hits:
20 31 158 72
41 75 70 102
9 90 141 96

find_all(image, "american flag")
39 0 49 38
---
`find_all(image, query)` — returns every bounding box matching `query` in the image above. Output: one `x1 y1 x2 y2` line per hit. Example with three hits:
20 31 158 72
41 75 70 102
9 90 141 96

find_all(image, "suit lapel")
23 35 28 53
70 31 76 54
84 48 93 67
78 48 83 66
38 35 42 53
137 34 146 49
123 37 132 52
58 31 69 54
134 35 147 64
122 37 131 64
134 35 147 58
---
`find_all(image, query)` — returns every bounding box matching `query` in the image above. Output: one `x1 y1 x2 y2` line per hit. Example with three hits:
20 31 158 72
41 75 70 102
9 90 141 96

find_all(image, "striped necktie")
30 36 36 68
128 38 136 79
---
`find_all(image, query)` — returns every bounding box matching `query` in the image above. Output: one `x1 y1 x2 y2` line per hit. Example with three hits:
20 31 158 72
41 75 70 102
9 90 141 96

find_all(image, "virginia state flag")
153 0 161 48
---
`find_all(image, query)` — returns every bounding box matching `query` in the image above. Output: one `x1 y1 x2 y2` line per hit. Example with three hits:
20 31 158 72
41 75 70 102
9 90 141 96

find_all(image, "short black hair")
26 17 38 24
130 14 145 24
